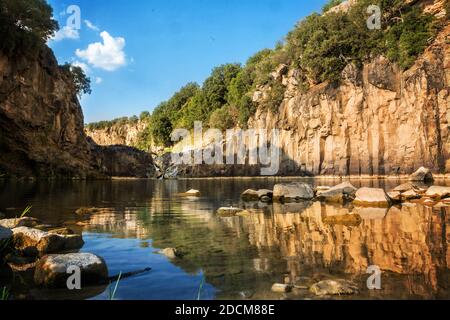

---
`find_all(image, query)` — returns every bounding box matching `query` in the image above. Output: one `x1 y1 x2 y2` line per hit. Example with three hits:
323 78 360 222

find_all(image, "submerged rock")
34 253 108 288
75 207 100 216
273 183 314 202
0 217 40 229
424 186 450 199
12 227 84 256
271 283 292 293
353 188 391 207
310 279 359 296
409 167 433 182
217 207 243 217
160 248 180 259
316 181 357 203
178 189 201 197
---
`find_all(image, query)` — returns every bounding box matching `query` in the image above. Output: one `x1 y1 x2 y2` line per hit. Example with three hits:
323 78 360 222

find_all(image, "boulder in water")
34 253 108 288
273 183 314 202
353 188 391 207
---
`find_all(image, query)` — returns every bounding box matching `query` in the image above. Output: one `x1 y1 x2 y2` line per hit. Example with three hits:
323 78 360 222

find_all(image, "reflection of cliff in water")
83 194 449 299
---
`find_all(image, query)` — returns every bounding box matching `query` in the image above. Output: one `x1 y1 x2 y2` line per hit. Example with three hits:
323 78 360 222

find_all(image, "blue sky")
48 0 327 123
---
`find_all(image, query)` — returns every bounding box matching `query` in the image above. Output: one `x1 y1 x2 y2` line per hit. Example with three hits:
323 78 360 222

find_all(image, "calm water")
0 177 449 300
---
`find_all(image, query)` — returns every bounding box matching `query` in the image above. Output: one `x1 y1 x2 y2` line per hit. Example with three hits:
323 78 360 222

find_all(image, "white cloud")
75 31 126 71
95 77 103 84
84 20 99 31
51 26 79 42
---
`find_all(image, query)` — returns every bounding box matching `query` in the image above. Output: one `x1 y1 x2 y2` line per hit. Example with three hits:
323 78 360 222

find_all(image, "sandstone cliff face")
0 47 154 178
85 121 148 147
249 24 450 176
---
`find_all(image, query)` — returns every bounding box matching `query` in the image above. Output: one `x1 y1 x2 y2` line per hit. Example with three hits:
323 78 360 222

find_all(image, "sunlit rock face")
85 120 148 147
248 24 450 176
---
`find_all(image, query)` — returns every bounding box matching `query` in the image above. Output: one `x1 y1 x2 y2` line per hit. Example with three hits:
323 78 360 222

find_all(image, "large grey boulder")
34 253 108 288
316 181 357 203
273 183 314 202
409 167 433 182
12 227 84 256
353 188 391 207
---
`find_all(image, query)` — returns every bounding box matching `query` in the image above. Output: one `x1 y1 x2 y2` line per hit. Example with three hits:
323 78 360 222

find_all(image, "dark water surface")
0 177 449 300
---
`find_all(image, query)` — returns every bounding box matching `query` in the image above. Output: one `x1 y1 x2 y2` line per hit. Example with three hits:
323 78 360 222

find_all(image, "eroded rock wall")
0 47 100 178
249 24 450 176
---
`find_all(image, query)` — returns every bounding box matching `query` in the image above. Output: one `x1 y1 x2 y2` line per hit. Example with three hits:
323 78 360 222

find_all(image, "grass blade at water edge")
197 275 205 300
109 271 122 300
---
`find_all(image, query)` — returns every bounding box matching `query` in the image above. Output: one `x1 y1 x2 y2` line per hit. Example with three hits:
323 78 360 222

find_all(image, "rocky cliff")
85 120 148 147
0 46 154 178
247 23 450 176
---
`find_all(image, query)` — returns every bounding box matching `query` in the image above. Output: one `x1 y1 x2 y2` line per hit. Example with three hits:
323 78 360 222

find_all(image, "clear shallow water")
0 178 449 300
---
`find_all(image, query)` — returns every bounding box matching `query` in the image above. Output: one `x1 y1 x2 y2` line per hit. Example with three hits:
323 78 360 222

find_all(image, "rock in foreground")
34 253 108 288
273 183 314 202
12 227 84 256
0 217 40 229
310 279 359 296
353 188 391 207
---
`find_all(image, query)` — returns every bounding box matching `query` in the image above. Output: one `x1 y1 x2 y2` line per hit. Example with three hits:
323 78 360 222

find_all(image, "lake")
0 177 449 300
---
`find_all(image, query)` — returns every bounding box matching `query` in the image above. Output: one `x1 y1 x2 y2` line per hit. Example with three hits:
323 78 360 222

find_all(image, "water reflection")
0 179 449 300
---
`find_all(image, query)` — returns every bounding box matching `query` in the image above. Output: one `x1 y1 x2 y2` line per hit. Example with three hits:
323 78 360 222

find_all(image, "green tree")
0 0 58 55
60 63 92 97
208 105 236 131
